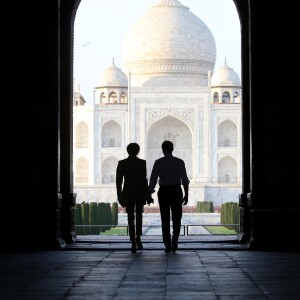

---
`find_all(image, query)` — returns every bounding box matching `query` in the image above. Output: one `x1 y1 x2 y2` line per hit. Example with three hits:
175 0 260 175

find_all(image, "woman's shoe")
136 237 143 250
171 242 178 253
131 241 136 253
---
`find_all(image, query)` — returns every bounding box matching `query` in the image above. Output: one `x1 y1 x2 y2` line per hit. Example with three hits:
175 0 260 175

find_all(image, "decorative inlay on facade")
146 108 194 127
127 60 211 75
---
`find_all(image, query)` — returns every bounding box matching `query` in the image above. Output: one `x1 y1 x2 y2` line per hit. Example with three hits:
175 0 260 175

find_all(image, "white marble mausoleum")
73 0 242 209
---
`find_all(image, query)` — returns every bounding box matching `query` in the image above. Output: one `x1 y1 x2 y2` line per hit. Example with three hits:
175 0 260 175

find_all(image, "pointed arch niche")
75 121 89 148
102 156 118 184
218 156 238 183
75 157 89 183
101 120 122 148
218 120 238 147
147 115 192 179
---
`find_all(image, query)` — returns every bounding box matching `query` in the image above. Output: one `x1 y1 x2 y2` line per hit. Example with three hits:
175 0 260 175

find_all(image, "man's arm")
182 184 189 205
181 160 189 205
149 161 159 193
143 160 153 205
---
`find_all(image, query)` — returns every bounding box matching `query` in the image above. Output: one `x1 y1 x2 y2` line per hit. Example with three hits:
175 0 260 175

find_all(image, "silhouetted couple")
116 141 189 253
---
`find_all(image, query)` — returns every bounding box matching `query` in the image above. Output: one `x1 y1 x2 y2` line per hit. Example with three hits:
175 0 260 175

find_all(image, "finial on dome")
112 57 115 65
153 0 186 8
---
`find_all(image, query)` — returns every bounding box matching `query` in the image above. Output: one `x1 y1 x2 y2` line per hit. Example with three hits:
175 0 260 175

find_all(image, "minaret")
127 69 132 143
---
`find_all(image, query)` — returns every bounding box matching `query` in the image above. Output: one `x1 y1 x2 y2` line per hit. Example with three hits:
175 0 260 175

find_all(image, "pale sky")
74 0 241 105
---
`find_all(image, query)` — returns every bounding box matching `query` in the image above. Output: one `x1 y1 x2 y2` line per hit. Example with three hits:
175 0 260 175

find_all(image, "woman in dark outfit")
116 143 153 252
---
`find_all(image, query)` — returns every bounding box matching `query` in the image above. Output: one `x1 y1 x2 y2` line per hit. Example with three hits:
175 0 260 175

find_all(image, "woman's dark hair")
162 140 173 153
127 143 140 156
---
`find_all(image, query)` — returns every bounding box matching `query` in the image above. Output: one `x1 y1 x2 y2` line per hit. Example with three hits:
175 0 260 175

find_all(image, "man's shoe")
131 242 136 253
136 237 143 250
171 236 178 253
165 246 171 253
171 242 178 253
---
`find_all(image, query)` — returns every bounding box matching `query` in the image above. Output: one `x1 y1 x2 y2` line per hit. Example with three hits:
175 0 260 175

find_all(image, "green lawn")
79 225 239 236
204 226 239 235
100 227 128 236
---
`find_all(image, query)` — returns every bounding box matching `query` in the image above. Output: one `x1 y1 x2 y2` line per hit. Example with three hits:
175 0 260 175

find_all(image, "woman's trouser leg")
126 203 135 241
135 203 144 237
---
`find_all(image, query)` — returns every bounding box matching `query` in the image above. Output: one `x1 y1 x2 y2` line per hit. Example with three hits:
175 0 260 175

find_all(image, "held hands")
118 199 125 208
118 193 125 208
182 195 188 205
146 194 154 206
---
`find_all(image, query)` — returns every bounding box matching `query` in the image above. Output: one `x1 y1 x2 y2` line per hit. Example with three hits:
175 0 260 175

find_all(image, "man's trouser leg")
158 187 171 249
171 198 183 244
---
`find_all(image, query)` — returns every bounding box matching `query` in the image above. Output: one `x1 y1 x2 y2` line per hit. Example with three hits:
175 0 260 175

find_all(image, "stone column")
60 192 77 244
237 193 250 244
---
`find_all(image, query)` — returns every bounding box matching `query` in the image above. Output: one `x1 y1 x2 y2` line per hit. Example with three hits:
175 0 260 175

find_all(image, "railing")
75 224 240 236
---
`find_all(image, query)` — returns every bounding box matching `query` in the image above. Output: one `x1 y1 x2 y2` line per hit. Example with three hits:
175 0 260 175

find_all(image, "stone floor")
0 237 300 300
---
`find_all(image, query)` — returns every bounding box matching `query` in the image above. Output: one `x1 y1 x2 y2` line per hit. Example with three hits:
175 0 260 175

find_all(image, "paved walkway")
1 239 300 300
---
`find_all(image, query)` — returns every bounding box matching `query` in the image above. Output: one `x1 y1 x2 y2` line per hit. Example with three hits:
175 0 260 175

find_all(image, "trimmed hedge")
103 203 112 231
82 202 90 235
111 202 118 225
75 204 83 235
89 202 100 234
196 201 214 213
220 202 240 232
75 202 115 235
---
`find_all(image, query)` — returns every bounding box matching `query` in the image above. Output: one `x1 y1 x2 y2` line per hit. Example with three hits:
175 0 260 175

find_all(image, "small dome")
98 61 128 87
211 63 240 87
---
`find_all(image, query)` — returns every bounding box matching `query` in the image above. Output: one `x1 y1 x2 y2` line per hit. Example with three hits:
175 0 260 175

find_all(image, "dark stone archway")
1 0 299 251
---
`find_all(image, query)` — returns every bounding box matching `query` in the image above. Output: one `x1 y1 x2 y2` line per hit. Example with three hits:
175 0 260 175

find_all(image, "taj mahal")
73 0 242 209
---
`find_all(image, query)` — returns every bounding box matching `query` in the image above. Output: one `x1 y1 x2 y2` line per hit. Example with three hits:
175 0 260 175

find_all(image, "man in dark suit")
116 143 153 253
149 140 190 253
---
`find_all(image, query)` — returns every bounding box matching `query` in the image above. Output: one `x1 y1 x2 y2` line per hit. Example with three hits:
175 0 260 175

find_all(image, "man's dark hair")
162 140 173 153
127 143 140 156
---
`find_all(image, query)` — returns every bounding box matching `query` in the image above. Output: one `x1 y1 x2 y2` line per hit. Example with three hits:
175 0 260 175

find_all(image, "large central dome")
122 0 216 87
